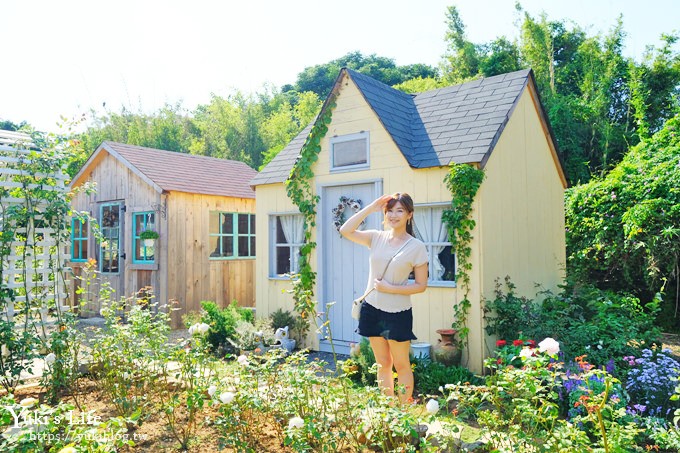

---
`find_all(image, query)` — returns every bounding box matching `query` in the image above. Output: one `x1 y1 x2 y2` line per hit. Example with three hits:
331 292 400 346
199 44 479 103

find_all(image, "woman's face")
384 201 412 230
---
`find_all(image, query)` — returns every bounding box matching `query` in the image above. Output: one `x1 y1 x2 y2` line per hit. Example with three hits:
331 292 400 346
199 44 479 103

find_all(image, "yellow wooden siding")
477 88 566 353
255 75 565 373
166 192 256 328
255 75 463 355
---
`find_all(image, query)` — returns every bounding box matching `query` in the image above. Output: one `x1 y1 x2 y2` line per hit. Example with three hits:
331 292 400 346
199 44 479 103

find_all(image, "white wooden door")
319 182 381 354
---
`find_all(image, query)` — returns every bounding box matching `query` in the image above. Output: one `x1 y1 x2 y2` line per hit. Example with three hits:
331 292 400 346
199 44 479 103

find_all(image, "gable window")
330 132 369 170
133 212 156 263
270 214 304 277
71 217 88 262
100 203 121 273
209 212 255 259
413 205 455 285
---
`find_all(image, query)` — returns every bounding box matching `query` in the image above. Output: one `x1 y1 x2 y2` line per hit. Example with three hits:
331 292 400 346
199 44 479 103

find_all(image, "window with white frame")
209 212 256 259
330 132 369 170
270 214 304 276
413 205 456 284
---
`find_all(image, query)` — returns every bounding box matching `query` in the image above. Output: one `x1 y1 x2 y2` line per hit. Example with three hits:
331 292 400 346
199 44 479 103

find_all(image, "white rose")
538 337 560 356
288 416 304 429
45 353 56 365
237 355 248 366
189 322 210 336
208 385 217 397
20 397 37 407
519 347 534 359
425 399 439 414
219 392 235 404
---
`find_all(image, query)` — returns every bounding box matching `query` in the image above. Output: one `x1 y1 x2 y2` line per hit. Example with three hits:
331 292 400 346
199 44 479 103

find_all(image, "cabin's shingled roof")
82 142 257 198
251 68 534 186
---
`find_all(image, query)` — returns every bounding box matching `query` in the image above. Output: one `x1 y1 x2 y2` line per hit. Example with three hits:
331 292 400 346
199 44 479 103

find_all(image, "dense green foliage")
199 300 254 356
484 277 662 368
412 358 481 395
442 5 680 184
78 90 321 175
565 114 680 328
286 51 438 98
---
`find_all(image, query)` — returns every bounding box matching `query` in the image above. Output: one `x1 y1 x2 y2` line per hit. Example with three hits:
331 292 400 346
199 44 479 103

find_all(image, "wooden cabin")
251 68 567 372
69 142 257 328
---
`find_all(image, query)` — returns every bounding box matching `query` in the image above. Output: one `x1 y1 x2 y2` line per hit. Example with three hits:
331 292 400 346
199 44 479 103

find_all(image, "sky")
3 0 679 133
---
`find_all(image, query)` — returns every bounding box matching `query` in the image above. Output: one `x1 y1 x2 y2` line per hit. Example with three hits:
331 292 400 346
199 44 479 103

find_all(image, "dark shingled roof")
251 68 533 186
97 142 257 199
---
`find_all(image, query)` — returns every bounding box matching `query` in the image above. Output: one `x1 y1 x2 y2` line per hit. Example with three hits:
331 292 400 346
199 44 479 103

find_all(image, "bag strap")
379 237 412 279
357 236 413 300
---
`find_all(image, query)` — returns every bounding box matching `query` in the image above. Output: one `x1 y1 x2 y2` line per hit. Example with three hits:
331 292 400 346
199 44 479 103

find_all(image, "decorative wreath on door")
332 196 364 233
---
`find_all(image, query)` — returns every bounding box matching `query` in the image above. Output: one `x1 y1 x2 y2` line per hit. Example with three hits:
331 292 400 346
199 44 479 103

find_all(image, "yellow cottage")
251 68 567 372
69 142 257 328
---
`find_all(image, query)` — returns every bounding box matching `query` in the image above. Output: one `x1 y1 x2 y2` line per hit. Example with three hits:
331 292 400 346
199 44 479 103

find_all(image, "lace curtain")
279 215 304 272
413 207 448 280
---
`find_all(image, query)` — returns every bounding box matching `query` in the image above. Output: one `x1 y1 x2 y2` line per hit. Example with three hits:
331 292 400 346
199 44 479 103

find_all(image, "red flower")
512 339 524 347
527 340 537 347
496 340 507 347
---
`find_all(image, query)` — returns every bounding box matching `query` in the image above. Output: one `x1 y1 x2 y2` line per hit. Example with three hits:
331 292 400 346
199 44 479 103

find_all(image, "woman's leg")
369 336 394 396
388 339 414 403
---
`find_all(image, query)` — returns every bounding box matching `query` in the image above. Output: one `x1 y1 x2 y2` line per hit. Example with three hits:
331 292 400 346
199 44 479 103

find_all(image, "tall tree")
292 51 438 98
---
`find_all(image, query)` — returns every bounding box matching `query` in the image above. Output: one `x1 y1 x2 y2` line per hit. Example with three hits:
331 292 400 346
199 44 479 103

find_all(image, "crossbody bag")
351 237 413 320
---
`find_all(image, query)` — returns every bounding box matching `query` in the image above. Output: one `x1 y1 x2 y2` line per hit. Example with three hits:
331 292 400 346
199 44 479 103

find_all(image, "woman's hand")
374 278 392 293
367 194 393 214
339 194 392 246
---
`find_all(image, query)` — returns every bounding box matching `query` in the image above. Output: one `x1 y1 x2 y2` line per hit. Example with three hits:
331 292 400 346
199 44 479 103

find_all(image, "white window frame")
413 203 457 287
269 213 305 279
330 131 370 171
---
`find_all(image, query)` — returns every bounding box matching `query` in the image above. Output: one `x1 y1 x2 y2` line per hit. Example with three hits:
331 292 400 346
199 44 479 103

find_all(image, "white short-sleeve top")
363 230 428 313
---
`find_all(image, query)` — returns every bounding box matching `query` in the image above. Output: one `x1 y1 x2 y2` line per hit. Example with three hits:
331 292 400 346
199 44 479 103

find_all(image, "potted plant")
139 229 159 247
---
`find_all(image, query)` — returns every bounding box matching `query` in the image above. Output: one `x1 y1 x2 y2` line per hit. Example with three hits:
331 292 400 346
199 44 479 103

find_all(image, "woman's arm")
374 263 428 295
339 194 393 247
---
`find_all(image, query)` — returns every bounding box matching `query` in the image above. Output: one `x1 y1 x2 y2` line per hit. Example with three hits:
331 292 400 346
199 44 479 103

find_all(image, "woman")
340 193 428 403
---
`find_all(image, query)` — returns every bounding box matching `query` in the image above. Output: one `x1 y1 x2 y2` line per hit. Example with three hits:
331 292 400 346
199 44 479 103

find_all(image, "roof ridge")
103 141 251 167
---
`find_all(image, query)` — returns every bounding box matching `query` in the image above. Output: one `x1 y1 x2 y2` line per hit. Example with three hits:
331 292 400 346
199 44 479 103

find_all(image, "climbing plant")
285 96 337 320
442 162 485 350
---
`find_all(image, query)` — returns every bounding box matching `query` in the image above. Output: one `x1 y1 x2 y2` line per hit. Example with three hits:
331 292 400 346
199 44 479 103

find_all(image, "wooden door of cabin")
98 202 125 303
319 182 381 354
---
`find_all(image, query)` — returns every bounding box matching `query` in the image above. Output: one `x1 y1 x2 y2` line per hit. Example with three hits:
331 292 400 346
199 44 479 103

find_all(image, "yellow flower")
58 447 77 453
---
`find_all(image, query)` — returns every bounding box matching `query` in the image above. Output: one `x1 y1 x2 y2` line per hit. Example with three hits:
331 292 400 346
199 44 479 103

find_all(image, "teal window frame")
132 212 156 264
71 217 88 262
209 212 256 260
99 203 121 274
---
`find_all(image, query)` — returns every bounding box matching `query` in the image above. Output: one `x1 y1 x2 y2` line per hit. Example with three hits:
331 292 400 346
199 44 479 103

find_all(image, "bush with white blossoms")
188 322 210 336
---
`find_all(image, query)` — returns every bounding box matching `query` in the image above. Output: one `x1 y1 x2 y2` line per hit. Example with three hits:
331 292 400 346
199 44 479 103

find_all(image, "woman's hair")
385 192 416 237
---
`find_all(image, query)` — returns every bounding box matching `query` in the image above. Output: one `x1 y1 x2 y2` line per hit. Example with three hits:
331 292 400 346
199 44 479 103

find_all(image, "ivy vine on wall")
442 163 485 350
285 95 337 320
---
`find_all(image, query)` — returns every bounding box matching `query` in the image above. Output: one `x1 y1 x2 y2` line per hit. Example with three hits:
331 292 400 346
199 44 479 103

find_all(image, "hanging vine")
285 96 337 320
442 163 485 349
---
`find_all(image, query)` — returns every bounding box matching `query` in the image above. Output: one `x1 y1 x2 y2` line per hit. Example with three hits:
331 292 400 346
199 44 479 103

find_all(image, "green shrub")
484 277 661 369
270 308 296 330
199 300 253 356
412 358 481 396
350 338 377 386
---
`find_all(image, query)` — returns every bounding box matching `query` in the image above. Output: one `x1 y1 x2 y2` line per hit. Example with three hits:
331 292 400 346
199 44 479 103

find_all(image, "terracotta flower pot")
432 329 462 366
